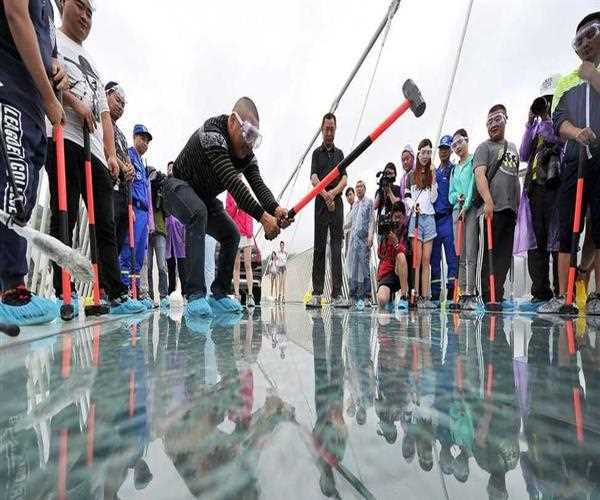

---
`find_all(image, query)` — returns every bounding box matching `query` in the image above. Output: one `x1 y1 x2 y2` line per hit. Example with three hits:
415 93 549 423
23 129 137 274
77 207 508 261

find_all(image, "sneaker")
332 296 351 308
247 295 256 308
185 296 214 318
208 295 243 314
160 297 170 309
355 299 365 311
0 286 58 326
306 295 321 309
110 295 147 315
139 297 155 310
396 296 409 311
586 292 600 316
57 293 80 320
538 296 565 314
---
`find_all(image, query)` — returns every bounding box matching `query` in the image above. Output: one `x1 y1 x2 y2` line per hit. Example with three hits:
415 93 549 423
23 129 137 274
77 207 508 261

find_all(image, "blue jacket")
128 146 150 209
433 161 454 216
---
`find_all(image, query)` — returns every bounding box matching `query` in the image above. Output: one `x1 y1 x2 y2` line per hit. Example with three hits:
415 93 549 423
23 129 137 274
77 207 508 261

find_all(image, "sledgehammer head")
402 79 426 118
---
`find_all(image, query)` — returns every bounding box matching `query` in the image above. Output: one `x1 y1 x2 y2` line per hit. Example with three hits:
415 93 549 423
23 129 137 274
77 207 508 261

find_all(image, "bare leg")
270 275 275 296
233 252 241 297
421 241 433 298
377 285 391 308
396 254 409 297
558 252 570 295
280 270 287 301
414 239 423 298
243 246 253 295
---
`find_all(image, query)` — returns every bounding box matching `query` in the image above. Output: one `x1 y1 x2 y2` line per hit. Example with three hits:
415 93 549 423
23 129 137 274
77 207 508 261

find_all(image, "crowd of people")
311 10 600 316
0 0 291 328
0 1 599 329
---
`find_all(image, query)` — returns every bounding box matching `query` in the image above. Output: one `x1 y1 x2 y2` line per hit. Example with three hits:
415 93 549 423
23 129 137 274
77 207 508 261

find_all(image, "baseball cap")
133 124 153 141
439 135 453 149
539 74 560 97
577 12 600 32
402 144 414 156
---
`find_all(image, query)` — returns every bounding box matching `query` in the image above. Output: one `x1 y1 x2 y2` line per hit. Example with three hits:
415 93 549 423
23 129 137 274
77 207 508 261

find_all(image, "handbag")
472 141 508 209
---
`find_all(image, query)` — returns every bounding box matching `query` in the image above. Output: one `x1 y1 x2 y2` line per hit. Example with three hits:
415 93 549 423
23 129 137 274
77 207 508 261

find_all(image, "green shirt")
449 154 475 210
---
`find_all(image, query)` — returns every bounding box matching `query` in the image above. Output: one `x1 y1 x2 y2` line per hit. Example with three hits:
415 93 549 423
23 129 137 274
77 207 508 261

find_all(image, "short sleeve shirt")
47 30 109 166
473 140 520 214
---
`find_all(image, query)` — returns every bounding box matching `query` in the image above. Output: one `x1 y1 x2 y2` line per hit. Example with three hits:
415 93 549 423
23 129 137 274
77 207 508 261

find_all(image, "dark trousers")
312 201 343 297
481 209 516 303
527 184 559 300
162 177 239 300
46 139 126 300
167 256 187 295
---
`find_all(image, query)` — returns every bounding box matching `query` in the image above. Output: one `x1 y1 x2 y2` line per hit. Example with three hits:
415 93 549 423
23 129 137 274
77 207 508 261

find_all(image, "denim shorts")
408 213 437 242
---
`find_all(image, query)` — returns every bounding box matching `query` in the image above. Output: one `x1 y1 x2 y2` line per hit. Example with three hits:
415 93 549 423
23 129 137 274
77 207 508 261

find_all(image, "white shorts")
239 236 254 249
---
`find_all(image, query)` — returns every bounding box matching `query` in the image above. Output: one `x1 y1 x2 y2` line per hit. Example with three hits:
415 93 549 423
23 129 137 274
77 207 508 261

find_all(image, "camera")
377 213 400 235
376 170 396 190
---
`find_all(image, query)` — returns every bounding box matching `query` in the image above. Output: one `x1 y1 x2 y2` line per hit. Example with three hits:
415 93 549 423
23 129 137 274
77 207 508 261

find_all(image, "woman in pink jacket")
226 192 256 307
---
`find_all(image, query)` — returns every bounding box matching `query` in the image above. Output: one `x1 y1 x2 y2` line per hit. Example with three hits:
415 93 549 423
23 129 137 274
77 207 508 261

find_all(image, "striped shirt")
173 115 278 221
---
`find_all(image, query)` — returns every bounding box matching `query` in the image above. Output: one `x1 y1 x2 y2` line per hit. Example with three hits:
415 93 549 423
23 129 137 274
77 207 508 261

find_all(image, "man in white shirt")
45 0 145 315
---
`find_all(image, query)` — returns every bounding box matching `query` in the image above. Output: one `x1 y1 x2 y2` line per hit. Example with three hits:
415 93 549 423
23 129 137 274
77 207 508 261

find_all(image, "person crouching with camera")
376 202 410 310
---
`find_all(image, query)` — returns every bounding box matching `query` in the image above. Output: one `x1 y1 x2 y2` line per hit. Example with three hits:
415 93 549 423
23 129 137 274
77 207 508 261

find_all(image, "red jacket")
377 237 406 281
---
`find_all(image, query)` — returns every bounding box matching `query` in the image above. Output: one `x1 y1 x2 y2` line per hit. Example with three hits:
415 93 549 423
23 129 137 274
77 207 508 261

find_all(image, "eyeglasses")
451 136 468 151
107 85 127 106
573 22 600 51
419 148 432 158
486 112 507 128
233 111 262 149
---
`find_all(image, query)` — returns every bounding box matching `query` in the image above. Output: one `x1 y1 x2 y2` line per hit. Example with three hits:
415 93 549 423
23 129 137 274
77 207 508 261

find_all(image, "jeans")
431 213 457 300
453 207 479 295
46 139 126 300
162 177 239 299
480 209 516 303
527 184 559 300
148 233 168 299
312 200 343 297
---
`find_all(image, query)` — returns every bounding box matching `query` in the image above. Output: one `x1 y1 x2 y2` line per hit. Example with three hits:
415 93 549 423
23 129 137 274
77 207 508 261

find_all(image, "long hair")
414 139 433 190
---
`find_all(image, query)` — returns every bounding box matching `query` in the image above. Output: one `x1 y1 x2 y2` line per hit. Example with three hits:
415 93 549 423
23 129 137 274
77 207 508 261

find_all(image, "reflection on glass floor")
0 305 599 499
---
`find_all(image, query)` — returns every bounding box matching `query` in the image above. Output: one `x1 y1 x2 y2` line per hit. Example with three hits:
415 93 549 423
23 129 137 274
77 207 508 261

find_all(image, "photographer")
376 202 409 309
521 75 562 305
373 162 402 220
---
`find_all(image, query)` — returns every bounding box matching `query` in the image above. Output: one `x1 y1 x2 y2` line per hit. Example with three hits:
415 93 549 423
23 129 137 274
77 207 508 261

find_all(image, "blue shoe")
57 293 80 319
139 297 154 310
518 300 544 313
397 298 409 311
160 297 170 309
0 286 58 326
208 295 243 314
110 295 147 315
356 299 365 311
185 297 214 319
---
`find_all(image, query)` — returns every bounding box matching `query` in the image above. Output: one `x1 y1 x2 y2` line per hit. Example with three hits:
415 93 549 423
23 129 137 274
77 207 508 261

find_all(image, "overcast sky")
67 0 593 254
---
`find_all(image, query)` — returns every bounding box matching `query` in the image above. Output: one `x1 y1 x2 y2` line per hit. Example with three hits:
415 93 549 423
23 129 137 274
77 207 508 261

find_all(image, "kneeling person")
376 203 409 309
163 97 288 318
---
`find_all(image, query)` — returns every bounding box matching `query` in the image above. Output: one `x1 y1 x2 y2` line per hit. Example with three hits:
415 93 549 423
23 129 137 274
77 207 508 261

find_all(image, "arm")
463 162 475 210
4 0 60 122
475 165 493 205
429 180 438 203
310 150 320 187
206 148 266 221
243 162 279 215
448 169 458 206
101 111 119 178
329 174 347 198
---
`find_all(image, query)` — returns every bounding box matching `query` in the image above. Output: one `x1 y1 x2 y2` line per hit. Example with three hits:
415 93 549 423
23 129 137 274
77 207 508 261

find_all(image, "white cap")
539 74 561 97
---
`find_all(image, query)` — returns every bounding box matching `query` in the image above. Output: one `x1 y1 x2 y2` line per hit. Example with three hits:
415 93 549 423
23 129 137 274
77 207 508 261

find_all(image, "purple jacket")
166 215 185 259
519 119 559 163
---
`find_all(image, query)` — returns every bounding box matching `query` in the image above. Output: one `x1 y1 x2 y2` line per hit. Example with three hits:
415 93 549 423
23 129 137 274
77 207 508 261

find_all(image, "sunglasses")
486 112 507 128
233 111 262 149
451 136 468 151
573 22 600 51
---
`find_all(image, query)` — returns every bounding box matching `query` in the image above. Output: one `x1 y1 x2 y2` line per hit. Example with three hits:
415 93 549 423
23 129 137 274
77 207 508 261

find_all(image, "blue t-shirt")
0 0 55 123
433 161 454 215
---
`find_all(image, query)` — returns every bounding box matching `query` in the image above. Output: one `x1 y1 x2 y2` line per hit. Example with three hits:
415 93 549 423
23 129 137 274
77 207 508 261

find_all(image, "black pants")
162 177 239 299
481 209 516 303
312 201 343 297
46 139 126 300
527 183 559 300
167 256 187 295
114 186 128 250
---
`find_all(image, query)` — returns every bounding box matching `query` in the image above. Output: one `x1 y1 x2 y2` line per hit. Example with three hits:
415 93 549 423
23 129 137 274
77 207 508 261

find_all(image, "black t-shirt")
310 143 345 211
0 0 55 123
